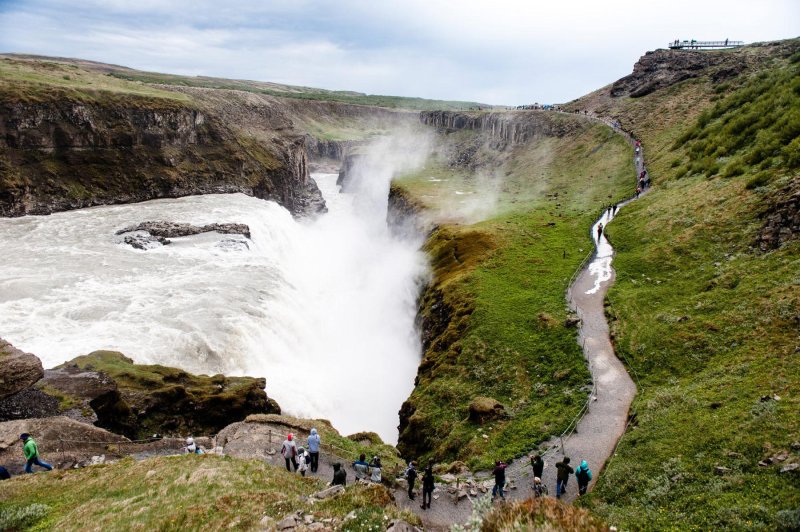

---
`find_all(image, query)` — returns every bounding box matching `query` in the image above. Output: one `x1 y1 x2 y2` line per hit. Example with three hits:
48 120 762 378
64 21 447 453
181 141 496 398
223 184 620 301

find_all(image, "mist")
0 131 433 443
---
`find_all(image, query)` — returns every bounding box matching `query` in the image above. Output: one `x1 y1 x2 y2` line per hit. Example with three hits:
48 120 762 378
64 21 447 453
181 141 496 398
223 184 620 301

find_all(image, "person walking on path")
331 462 347 486
492 460 508 500
421 463 435 510
297 446 310 477
555 457 573 498
575 460 593 495
597 223 604 239
353 453 370 480
307 428 320 473
405 461 418 500
530 454 544 479
20 434 52 474
281 433 298 472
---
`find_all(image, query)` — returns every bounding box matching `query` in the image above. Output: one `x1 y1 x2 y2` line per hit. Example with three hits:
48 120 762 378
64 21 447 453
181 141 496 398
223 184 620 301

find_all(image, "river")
0 173 426 442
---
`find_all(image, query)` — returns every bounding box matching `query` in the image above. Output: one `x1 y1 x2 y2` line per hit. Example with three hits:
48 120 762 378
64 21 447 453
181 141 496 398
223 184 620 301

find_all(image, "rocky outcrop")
467 396 507 424
611 41 800 98
60 351 281 439
0 98 324 217
336 152 365 191
0 338 44 399
757 185 800 251
116 221 252 239
420 110 581 147
305 136 364 162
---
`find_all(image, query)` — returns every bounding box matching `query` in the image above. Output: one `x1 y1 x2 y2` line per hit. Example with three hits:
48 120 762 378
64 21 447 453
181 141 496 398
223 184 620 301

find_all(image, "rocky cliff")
0 96 323 216
420 110 580 147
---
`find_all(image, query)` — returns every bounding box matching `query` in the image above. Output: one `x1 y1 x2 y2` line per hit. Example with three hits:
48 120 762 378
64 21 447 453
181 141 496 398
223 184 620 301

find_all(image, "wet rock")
0 338 44 400
468 396 507 424
0 387 60 422
123 234 170 250
313 485 344 499
116 221 252 240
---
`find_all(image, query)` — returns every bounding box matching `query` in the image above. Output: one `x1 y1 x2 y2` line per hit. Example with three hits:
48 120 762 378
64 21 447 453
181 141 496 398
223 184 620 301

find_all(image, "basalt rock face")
305 136 364 162
420 110 580 147
0 338 44 400
611 41 800 98
116 221 252 239
0 98 323 217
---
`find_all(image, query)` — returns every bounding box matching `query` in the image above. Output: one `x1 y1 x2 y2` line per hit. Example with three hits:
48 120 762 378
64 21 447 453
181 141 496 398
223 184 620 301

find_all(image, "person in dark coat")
492 460 508 499
405 461 418 500
555 457 573 498
421 463 435 510
530 454 544 479
331 462 347 486
575 460 593 495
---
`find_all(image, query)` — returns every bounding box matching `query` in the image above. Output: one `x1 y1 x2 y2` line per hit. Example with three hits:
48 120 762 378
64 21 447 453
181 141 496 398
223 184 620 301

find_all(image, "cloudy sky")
0 0 797 104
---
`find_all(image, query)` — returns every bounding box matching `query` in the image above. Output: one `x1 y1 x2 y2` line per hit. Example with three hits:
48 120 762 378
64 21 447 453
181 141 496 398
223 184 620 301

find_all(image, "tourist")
307 428 321 473
405 461 418 500
636 186 642 198
353 453 370 480
184 437 204 454
421 463 435 510
533 476 548 497
530 454 544 479
297 446 310 477
555 457 573 498
575 460 593 495
332 462 347 486
20 433 53 474
492 460 507 500
369 456 382 483
597 223 603 239
0 465 10 480
281 433 298 472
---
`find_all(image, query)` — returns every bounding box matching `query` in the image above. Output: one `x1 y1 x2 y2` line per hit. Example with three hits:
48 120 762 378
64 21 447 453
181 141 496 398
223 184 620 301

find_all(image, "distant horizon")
0 0 797 105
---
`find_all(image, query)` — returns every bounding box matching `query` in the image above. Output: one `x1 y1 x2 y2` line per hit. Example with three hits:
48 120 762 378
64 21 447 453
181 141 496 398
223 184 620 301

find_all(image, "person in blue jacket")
307 428 321 473
575 460 593 495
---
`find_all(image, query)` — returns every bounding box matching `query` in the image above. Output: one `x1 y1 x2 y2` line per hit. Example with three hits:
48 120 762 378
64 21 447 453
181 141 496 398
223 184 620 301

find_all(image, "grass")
0 454 417 531
395 118 633 470
572 40 800 530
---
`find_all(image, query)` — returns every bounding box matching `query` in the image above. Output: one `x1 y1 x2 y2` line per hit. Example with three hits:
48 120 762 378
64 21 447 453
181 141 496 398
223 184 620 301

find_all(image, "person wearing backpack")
555 456 573 498
281 433 298 472
297 446 310 477
575 460 593 495
421 462 435 510
405 461 418 500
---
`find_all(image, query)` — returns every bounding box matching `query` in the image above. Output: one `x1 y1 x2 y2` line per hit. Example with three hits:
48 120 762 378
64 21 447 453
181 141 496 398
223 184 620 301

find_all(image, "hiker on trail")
492 460 508 500
555 457 573 498
332 462 347 486
405 461 418 500
575 460 593 495
369 456 382 483
20 433 52 474
353 453 370 480
530 454 544 479
635 145 640 154
184 437 204 455
612 204 618 215
421 463 435 510
635 140 641 148
307 428 320 473
297 446 310 477
533 476 548 498
0 465 10 480
636 186 642 198
597 223 603 239
281 433 298 472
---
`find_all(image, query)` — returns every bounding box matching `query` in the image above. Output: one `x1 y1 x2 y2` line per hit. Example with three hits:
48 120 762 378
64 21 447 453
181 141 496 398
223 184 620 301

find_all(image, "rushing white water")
0 172 427 442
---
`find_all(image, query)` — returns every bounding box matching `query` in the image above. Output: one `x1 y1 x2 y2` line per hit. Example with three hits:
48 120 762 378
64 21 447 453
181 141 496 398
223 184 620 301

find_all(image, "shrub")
745 171 772 189
0 504 50 530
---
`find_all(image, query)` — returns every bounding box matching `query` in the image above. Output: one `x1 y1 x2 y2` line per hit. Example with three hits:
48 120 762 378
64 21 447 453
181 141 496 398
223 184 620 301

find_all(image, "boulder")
0 416 129 475
468 396 507 424
116 221 252 240
313 485 344 499
386 520 421 532
0 338 44 400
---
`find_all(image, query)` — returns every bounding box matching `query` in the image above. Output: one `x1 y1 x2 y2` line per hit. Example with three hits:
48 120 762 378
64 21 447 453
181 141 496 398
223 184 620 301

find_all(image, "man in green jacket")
21 433 53 473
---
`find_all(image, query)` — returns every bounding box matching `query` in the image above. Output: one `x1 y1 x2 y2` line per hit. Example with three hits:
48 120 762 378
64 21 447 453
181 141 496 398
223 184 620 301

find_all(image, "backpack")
577 468 590 483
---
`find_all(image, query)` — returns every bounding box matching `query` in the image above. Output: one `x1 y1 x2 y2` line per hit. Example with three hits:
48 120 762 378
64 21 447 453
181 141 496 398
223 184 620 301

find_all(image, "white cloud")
0 0 797 104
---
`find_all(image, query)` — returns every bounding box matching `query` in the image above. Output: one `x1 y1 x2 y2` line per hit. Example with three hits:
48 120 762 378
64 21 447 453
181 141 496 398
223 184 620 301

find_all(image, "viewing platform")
669 39 744 50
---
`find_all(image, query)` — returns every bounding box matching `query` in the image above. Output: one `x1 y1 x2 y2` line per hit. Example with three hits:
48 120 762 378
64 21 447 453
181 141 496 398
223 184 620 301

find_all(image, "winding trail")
394 117 647 530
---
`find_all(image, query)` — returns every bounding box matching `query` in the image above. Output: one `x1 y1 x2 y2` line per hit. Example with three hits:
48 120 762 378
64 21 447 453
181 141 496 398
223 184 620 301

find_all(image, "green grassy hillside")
572 41 800 529
0 454 414 531
395 116 633 469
